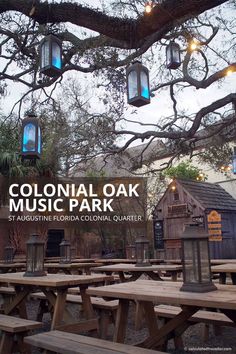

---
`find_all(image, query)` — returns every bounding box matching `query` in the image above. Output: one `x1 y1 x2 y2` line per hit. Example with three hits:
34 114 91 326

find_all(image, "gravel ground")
24 299 236 354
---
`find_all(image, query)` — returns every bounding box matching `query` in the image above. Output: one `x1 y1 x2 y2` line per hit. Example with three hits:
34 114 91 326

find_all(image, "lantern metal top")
26 234 44 245
181 223 209 240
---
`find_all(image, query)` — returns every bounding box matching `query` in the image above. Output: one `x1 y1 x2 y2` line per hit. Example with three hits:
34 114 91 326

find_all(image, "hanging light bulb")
145 1 154 14
189 39 199 51
226 69 233 76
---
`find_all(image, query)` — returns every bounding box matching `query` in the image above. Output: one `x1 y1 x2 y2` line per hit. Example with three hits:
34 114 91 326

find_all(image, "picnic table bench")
24 330 164 354
30 292 118 338
0 314 42 354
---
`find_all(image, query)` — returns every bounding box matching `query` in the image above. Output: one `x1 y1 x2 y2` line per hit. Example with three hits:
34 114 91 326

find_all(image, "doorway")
46 229 64 257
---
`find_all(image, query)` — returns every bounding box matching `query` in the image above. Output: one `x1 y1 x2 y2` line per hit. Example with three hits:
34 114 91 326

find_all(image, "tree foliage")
164 161 207 181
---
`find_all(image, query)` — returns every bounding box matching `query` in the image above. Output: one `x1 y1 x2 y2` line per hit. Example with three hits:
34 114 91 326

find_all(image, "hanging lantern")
4 245 14 264
232 147 236 174
24 234 46 277
59 239 71 264
21 112 41 160
135 236 151 267
166 41 181 70
126 61 150 107
39 34 62 77
180 224 216 293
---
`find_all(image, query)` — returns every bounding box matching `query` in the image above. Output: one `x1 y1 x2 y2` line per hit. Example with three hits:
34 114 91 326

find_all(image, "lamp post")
39 34 62 77
126 61 150 107
4 245 14 264
21 111 41 160
180 224 216 292
166 41 181 70
135 237 151 267
24 234 46 277
59 239 71 264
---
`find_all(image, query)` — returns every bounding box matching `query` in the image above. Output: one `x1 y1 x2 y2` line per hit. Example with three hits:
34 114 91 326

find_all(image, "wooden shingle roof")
178 179 236 212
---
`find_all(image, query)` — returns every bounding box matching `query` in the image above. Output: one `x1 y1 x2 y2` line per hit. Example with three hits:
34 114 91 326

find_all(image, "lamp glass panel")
35 244 44 272
140 71 150 99
52 42 62 69
23 123 36 152
184 240 199 283
38 126 41 154
199 240 211 282
128 70 138 99
166 47 172 66
41 41 50 68
233 156 236 174
172 46 180 63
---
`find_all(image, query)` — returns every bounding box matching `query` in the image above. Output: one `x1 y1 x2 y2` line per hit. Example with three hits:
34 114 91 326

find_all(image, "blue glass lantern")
39 34 62 77
126 61 150 107
233 147 236 174
21 112 41 160
166 41 181 69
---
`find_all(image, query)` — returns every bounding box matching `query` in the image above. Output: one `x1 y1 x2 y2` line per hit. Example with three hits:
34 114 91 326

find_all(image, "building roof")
178 179 236 212
71 140 165 177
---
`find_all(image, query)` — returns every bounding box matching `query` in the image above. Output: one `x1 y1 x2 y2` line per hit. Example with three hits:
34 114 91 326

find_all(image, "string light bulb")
189 39 199 51
226 69 233 76
145 1 154 14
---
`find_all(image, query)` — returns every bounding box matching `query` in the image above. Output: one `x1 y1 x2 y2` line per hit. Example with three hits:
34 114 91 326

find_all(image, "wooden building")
153 179 236 260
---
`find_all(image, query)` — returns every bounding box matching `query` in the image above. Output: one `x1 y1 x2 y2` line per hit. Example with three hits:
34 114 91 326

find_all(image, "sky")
0 0 235 147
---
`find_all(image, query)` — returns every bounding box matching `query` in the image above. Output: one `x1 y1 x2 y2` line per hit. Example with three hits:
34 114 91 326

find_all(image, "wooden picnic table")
87 279 236 350
211 263 236 284
45 258 96 263
165 259 236 266
44 262 103 275
95 258 163 265
0 262 26 273
92 263 182 282
0 272 111 332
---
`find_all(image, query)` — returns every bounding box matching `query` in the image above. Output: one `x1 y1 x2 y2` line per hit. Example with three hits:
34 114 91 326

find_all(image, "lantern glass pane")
233 156 236 174
184 240 199 283
199 240 211 282
140 71 150 99
166 46 172 66
128 70 138 99
41 41 50 68
172 45 180 63
23 123 36 152
52 42 62 69
38 126 41 154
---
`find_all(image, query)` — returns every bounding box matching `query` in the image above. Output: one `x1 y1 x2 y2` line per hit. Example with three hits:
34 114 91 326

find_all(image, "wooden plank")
25 330 163 354
0 272 112 287
113 299 129 343
212 264 236 273
0 315 41 333
87 280 236 310
92 264 182 272
155 305 235 326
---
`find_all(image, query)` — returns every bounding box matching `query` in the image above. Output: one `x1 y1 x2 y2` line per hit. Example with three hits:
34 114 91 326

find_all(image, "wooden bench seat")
30 292 118 338
155 304 234 326
0 286 15 295
0 314 42 354
155 304 234 341
25 330 164 354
